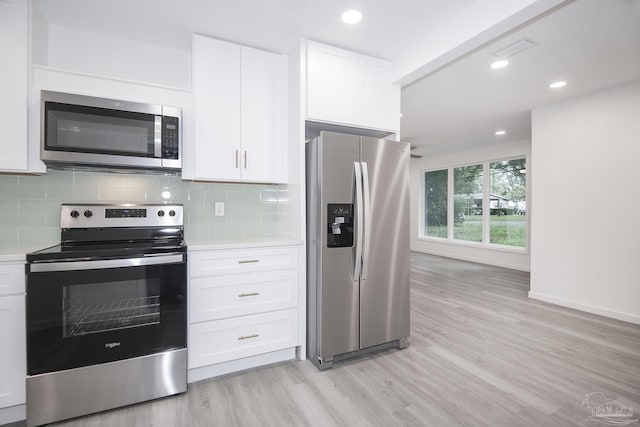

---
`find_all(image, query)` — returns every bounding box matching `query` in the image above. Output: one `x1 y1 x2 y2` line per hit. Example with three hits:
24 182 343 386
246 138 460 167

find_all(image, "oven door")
26 253 186 376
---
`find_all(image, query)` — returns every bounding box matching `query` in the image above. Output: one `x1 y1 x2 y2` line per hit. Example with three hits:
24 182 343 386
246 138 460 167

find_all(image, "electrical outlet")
215 202 225 217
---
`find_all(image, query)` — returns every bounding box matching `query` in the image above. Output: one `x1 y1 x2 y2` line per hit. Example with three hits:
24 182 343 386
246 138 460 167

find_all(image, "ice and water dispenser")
327 204 354 248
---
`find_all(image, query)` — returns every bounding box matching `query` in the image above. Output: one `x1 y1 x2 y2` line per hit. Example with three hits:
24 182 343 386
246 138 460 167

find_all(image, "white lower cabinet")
0 262 26 411
188 245 299 376
189 309 297 369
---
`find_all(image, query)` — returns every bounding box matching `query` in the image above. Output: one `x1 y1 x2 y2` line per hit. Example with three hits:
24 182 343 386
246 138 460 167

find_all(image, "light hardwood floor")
10 252 640 426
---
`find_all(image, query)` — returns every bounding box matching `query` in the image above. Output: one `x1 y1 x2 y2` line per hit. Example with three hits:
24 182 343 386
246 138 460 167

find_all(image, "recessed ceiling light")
549 81 567 89
341 10 362 24
495 130 506 135
490 60 509 69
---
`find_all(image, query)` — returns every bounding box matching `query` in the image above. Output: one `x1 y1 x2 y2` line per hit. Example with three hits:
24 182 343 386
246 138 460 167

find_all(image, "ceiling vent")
410 145 422 159
492 38 536 58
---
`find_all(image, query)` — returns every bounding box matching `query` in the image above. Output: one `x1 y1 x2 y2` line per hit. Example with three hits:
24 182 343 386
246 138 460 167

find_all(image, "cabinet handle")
244 150 247 169
238 334 259 341
235 149 239 168
238 259 259 264
239 292 260 298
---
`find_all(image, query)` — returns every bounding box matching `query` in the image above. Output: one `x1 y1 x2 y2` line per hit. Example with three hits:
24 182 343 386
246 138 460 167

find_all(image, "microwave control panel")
162 116 180 159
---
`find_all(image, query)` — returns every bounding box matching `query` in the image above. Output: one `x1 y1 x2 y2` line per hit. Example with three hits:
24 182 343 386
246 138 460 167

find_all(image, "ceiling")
32 0 473 61
32 0 640 159
402 0 640 158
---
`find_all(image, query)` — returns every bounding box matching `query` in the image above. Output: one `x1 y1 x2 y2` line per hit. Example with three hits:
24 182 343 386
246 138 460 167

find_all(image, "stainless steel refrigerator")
306 131 410 369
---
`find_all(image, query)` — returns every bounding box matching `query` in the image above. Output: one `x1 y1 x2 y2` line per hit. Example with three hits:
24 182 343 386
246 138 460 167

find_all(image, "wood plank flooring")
10 252 640 426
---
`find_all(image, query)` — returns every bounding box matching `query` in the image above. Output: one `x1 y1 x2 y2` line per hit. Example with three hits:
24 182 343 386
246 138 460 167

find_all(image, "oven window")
63 278 160 337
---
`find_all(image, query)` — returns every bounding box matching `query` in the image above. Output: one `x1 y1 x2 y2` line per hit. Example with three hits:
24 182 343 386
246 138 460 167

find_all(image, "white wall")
530 80 640 324
44 24 191 89
410 139 531 271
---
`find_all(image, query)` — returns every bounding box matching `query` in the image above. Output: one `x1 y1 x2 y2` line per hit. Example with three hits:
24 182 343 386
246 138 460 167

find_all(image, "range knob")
83 210 93 218
157 210 165 217
169 210 176 217
70 210 80 218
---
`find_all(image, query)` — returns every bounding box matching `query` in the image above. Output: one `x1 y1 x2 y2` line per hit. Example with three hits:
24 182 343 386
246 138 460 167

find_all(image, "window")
422 157 526 249
489 159 526 247
424 169 448 238
454 164 483 242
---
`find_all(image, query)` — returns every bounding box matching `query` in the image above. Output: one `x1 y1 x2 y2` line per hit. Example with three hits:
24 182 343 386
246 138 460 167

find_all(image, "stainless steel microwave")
41 91 181 173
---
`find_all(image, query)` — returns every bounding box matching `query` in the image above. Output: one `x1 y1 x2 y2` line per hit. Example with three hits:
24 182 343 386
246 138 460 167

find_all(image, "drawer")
190 270 298 322
0 262 25 296
189 246 298 277
188 308 298 368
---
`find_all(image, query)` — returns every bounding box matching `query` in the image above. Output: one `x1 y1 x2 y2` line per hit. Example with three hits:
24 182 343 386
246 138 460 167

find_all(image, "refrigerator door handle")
361 162 371 280
353 161 364 279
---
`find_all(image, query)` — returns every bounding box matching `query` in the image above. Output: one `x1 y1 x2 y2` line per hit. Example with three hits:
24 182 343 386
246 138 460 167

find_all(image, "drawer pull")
238 334 259 341
239 292 260 298
238 259 260 264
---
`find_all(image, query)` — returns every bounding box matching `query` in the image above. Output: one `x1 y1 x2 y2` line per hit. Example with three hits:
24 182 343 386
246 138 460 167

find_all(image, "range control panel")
61 204 183 229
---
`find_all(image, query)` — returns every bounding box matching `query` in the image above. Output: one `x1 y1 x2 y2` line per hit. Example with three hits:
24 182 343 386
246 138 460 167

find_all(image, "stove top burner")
28 203 186 262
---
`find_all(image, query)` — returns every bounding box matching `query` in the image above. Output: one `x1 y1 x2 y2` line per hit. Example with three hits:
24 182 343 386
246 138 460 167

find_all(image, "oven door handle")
29 254 184 272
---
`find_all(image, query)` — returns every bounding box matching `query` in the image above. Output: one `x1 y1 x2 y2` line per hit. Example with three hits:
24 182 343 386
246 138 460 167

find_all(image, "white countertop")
186 235 303 251
0 245 47 263
0 236 303 262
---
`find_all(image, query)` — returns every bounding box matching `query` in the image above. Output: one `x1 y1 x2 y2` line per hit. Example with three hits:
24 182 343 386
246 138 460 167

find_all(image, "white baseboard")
411 248 530 272
187 347 296 384
0 404 26 424
528 291 640 325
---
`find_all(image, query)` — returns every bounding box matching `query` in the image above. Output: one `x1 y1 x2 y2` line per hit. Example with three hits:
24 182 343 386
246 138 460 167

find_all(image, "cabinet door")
0 0 28 172
240 47 287 183
188 309 297 368
190 269 298 322
357 55 401 132
0 296 26 408
189 246 298 277
193 35 241 180
306 41 358 126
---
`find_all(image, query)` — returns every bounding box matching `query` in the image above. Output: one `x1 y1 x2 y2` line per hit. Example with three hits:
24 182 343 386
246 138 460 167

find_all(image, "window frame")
419 155 529 253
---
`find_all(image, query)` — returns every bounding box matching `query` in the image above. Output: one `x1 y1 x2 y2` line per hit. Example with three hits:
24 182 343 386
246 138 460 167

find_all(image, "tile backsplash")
0 169 288 251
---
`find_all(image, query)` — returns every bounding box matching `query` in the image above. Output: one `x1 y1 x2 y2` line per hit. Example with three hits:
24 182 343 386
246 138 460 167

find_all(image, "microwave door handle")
154 116 162 158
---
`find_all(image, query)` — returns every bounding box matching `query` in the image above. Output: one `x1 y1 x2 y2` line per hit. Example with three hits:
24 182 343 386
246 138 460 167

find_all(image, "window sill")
417 236 528 255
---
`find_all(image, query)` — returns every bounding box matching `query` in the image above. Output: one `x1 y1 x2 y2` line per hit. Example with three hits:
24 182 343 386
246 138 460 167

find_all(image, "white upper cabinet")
306 41 358 126
305 40 400 133
193 36 242 181
191 35 287 183
0 0 28 172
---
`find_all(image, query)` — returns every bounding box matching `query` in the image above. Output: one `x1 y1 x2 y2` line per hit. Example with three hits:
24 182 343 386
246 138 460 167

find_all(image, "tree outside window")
424 169 448 238
454 164 483 242
489 159 526 247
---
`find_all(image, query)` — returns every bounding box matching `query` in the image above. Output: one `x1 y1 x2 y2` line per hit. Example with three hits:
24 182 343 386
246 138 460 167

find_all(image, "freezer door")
317 132 361 359
359 137 411 349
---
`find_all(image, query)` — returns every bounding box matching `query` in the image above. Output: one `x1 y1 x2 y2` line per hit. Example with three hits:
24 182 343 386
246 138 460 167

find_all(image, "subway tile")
99 186 147 202
261 212 280 224
19 170 74 185
0 174 20 185
0 200 19 214
0 184 46 200
18 226 59 247
74 171 124 188
208 223 245 239
0 227 18 248
46 184 100 201
244 223 278 237
121 174 156 189
184 224 208 241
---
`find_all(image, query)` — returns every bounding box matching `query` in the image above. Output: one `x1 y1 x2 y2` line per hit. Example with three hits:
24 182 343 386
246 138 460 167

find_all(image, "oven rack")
65 295 160 337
